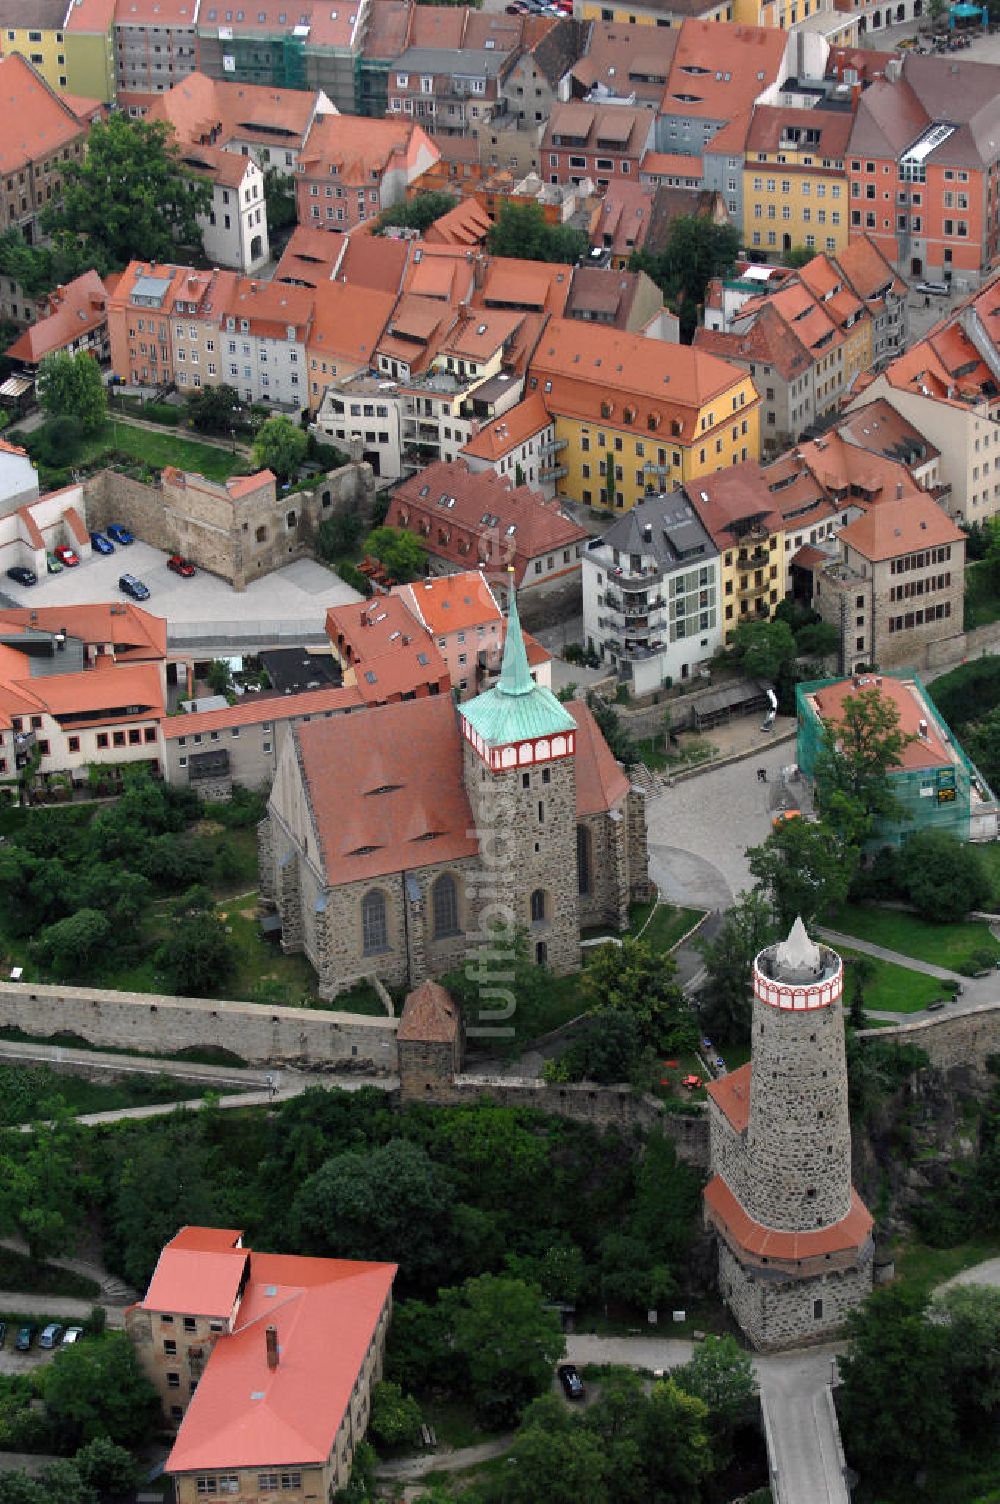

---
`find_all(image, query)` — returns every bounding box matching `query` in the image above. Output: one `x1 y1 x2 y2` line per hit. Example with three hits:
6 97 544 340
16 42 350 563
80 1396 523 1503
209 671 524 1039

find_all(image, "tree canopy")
731 617 796 683
43 116 211 268
446 1274 566 1428
897 829 990 922
582 937 697 1055
363 524 427 582
631 216 739 340
38 1332 160 1450
377 191 458 235
747 816 855 929
486 201 588 265
813 685 913 843
37 351 107 434
696 891 777 1045
252 414 307 480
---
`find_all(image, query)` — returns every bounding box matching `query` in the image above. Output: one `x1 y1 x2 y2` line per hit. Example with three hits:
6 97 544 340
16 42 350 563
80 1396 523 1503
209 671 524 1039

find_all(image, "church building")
259 589 650 999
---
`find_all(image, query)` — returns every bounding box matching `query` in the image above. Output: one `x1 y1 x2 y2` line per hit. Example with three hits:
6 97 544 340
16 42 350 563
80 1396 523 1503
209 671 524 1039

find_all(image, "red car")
167 555 196 577
54 545 80 567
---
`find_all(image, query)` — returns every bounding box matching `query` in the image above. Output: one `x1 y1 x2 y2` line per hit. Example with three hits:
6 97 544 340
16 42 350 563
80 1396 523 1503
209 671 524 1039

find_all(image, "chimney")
896 481 903 499
265 1325 279 1369
851 81 862 111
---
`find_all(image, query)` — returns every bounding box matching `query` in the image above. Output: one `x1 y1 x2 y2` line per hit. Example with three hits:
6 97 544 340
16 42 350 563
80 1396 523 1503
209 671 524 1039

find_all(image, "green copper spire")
460 573 576 750
496 580 534 697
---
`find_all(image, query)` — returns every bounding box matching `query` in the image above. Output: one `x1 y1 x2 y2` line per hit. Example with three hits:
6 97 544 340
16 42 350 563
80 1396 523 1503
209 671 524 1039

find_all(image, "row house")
386 457 588 599
502 16 587 131
113 0 199 105
146 68 336 176
195 0 365 114
0 54 97 252
386 9 525 137
0 0 115 101
0 600 167 797
849 271 1000 527
526 316 760 513
296 113 439 232
568 20 677 111
846 53 1000 284
654 20 789 158
741 103 853 261
4 269 110 375
542 101 653 190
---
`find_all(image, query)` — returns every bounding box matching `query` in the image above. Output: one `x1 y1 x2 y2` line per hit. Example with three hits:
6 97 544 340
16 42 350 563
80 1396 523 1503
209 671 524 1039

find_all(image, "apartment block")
113 0 199 105
527 317 760 512
296 113 439 231
542 101 653 189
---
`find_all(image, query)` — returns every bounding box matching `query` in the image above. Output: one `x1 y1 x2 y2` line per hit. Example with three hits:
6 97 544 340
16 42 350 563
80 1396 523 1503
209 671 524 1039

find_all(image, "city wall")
0 982 398 1073
857 999 1000 1075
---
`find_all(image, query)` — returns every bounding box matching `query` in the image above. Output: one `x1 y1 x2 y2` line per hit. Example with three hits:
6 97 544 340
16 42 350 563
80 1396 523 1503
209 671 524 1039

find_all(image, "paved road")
646 739 799 907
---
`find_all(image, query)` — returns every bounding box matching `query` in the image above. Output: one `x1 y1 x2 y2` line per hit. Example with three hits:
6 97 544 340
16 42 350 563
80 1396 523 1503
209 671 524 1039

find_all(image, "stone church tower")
459 584 581 975
704 919 874 1349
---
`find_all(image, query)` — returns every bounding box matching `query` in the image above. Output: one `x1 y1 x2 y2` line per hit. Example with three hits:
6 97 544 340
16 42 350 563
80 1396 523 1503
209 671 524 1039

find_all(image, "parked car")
54 545 80 567
39 1323 64 1349
90 532 114 555
167 554 196 577
46 551 63 574
558 1363 585 1400
61 1326 83 1345
14 1324 34 1352
119 573 150 601
5 565 36 586
0 1321 7 1348
915 280 949 296
106 524 134 545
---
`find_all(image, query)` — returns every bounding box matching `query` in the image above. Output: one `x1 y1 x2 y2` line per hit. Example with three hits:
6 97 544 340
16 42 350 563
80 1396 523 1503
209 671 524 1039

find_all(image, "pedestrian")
757 767 768 784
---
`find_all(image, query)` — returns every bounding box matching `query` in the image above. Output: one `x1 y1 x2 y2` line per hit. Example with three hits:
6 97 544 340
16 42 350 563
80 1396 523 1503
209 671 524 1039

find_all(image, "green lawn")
0 1064 236 1123
826 904 1000 971
96 420 245 481
630 899 705 952
892 1235 1000 1297
839 947 954 1013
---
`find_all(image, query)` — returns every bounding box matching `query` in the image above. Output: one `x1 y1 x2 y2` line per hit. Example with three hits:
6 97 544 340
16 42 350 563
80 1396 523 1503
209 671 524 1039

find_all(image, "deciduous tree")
39 1332 160 1450
37 351 107 433
252 414 307 480
731 617 796 683
747 816 855 928
673 1334 756 1465
813 685 914 841
44 116 211 266
696 891 777 1045
486 201 587 265
447 1274 565 1428
154 914 236 995
899 829 990 922
583 937 696 1054
363 525 427 582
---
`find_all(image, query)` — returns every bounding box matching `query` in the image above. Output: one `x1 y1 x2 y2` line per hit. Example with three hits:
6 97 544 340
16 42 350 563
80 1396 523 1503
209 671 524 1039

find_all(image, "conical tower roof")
460 581 575 749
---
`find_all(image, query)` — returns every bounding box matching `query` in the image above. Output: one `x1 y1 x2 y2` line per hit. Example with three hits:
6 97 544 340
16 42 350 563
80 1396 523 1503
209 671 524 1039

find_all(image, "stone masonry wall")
84 461 375 589
744 991 853 1233
425 1073 710 1167
857 1001 1000 1076
716 1239 873 1351
462 739 581 976
708 1098 748 1209
0 982 397 1071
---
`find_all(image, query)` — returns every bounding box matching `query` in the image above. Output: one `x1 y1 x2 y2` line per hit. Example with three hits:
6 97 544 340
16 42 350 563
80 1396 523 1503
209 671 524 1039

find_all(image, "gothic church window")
362 890 388 954
432 873 460 938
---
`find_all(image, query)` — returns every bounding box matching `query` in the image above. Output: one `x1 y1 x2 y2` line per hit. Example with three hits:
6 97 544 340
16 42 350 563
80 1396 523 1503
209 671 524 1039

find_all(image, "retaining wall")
0 983 398 1072
857 999 1000 1075
431 1073 710 1166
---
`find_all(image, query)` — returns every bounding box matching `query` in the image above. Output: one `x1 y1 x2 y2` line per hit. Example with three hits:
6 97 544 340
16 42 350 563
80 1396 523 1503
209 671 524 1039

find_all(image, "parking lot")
1 542 362 634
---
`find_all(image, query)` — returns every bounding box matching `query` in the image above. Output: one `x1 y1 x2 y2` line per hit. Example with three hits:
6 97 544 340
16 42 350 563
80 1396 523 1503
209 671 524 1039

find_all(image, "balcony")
539 463 568 480
737 547 769 568
644 461 670 475
736 579 767 602
539 437 567 457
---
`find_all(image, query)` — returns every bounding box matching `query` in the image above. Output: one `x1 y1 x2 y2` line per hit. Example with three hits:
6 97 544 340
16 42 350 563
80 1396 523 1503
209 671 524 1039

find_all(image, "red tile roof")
142 1243 247 1318
308 281 396 370
835 490 962 562
662 20 787 125
325 594 451 703
705 1175 873 1261
398 979 460 1042
387 459 587 586
706 1060 750 1131
294 694 479 886
394 570 502 636
569 698 629 815
0 54 89 174
153 1228 396 1475
0 601 166 658
805 674 956 774
5 270 108 366
163 685 363 741
461 392 552 462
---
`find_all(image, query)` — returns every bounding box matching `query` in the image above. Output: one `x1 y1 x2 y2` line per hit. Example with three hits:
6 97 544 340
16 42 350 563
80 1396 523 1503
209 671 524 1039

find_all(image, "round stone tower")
743 917 851 1232
703 917 874 1350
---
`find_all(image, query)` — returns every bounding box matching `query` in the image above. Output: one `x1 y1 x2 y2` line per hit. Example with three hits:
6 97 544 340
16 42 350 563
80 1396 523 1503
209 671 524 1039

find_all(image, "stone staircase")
628 762 668 797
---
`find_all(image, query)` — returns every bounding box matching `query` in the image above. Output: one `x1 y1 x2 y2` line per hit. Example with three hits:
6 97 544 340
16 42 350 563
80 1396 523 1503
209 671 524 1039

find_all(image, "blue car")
106 524 134 546
119 573 150 602
90 532 114 555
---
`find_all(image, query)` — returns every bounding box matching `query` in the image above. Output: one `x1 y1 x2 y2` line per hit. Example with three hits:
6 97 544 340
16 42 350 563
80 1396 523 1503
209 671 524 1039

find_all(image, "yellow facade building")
742 106 853 260
574 0 731 26
528 318 760 513
0 0 115 101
